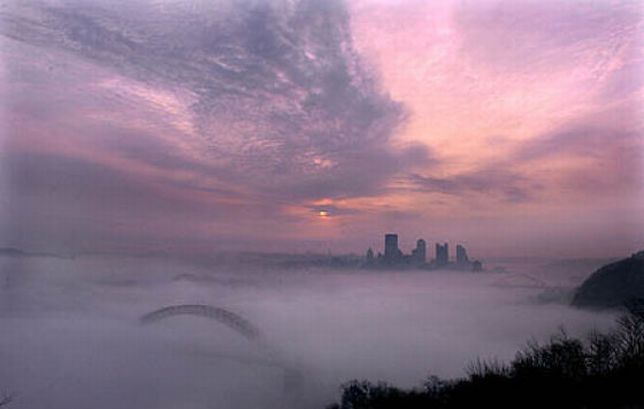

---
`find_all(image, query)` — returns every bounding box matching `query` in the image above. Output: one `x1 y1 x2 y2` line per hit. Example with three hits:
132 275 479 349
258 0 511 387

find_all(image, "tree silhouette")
0 393 13 407
327 303 644 409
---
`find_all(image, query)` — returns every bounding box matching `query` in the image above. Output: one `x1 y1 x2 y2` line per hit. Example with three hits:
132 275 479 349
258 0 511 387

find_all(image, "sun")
318 210 330 218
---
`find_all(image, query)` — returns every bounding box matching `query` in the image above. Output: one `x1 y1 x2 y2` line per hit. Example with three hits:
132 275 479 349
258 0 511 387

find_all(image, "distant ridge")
0 247 70 259
0 247 24 257
572 251 644 309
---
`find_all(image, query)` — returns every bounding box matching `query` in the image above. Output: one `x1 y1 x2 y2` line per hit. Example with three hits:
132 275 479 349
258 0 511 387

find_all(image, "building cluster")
365 233 483 271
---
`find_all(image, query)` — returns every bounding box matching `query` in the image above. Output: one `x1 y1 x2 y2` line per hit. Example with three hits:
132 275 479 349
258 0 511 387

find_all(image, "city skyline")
366 233 479 270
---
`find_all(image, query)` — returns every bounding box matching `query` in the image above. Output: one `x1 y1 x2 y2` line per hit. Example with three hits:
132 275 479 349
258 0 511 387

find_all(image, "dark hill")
0 247 25 256
572 251 644 309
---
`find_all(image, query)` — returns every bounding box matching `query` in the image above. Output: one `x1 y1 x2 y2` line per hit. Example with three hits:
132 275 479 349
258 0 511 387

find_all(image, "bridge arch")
140 304 263 343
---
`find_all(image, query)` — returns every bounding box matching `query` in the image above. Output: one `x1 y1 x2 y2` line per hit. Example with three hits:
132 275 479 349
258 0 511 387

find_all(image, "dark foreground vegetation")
327 301 644 409
0 394 12 407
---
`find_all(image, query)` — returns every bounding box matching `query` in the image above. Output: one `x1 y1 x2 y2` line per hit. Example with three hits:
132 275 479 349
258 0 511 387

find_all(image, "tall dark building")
384 234 401 261
456 244 469 265
435 242 449 266
411 239 426 264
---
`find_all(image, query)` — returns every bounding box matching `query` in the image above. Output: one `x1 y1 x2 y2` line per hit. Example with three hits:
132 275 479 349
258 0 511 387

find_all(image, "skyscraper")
412 239 426 264
456 244 469 265
366 247 375 262
435 242 449 266
384 234 401 261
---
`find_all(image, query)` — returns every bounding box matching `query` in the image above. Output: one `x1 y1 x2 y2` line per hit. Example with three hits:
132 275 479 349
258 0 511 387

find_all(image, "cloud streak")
2 0 427 202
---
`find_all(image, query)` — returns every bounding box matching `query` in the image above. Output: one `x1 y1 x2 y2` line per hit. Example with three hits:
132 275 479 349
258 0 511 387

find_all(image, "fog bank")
0 256 616 409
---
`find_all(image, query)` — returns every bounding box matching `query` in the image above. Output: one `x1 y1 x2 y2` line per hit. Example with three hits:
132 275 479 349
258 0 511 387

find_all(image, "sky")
0 0 643 257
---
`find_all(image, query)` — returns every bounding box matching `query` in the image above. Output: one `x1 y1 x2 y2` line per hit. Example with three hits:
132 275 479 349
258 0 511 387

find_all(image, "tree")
0 393 12 407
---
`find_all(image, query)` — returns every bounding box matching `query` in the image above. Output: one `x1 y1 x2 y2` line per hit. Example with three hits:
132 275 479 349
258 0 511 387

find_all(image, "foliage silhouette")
327 302 644 409
0 393 12 407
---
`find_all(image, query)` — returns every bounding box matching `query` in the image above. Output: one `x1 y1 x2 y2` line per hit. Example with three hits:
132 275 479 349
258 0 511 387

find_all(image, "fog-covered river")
0 255 616 409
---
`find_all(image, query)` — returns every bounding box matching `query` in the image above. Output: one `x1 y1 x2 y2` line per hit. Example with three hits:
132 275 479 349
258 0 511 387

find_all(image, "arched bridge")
140 304 263 343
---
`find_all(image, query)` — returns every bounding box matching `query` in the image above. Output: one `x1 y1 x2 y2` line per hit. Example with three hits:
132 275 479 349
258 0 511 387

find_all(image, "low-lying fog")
0 255 616 409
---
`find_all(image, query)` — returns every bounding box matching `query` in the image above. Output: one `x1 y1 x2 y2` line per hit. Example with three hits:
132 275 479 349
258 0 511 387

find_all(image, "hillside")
572 251 644 309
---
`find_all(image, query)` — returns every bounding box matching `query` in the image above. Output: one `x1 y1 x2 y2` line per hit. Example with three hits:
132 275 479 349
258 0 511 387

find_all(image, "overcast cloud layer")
1 0 643 256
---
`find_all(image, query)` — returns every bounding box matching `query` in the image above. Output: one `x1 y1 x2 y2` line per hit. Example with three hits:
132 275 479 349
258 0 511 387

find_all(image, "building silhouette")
411 239 426 264
364 234 481 271
435 242 449 266
456 244 469 265
366 247 374 263
384 233 402 261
